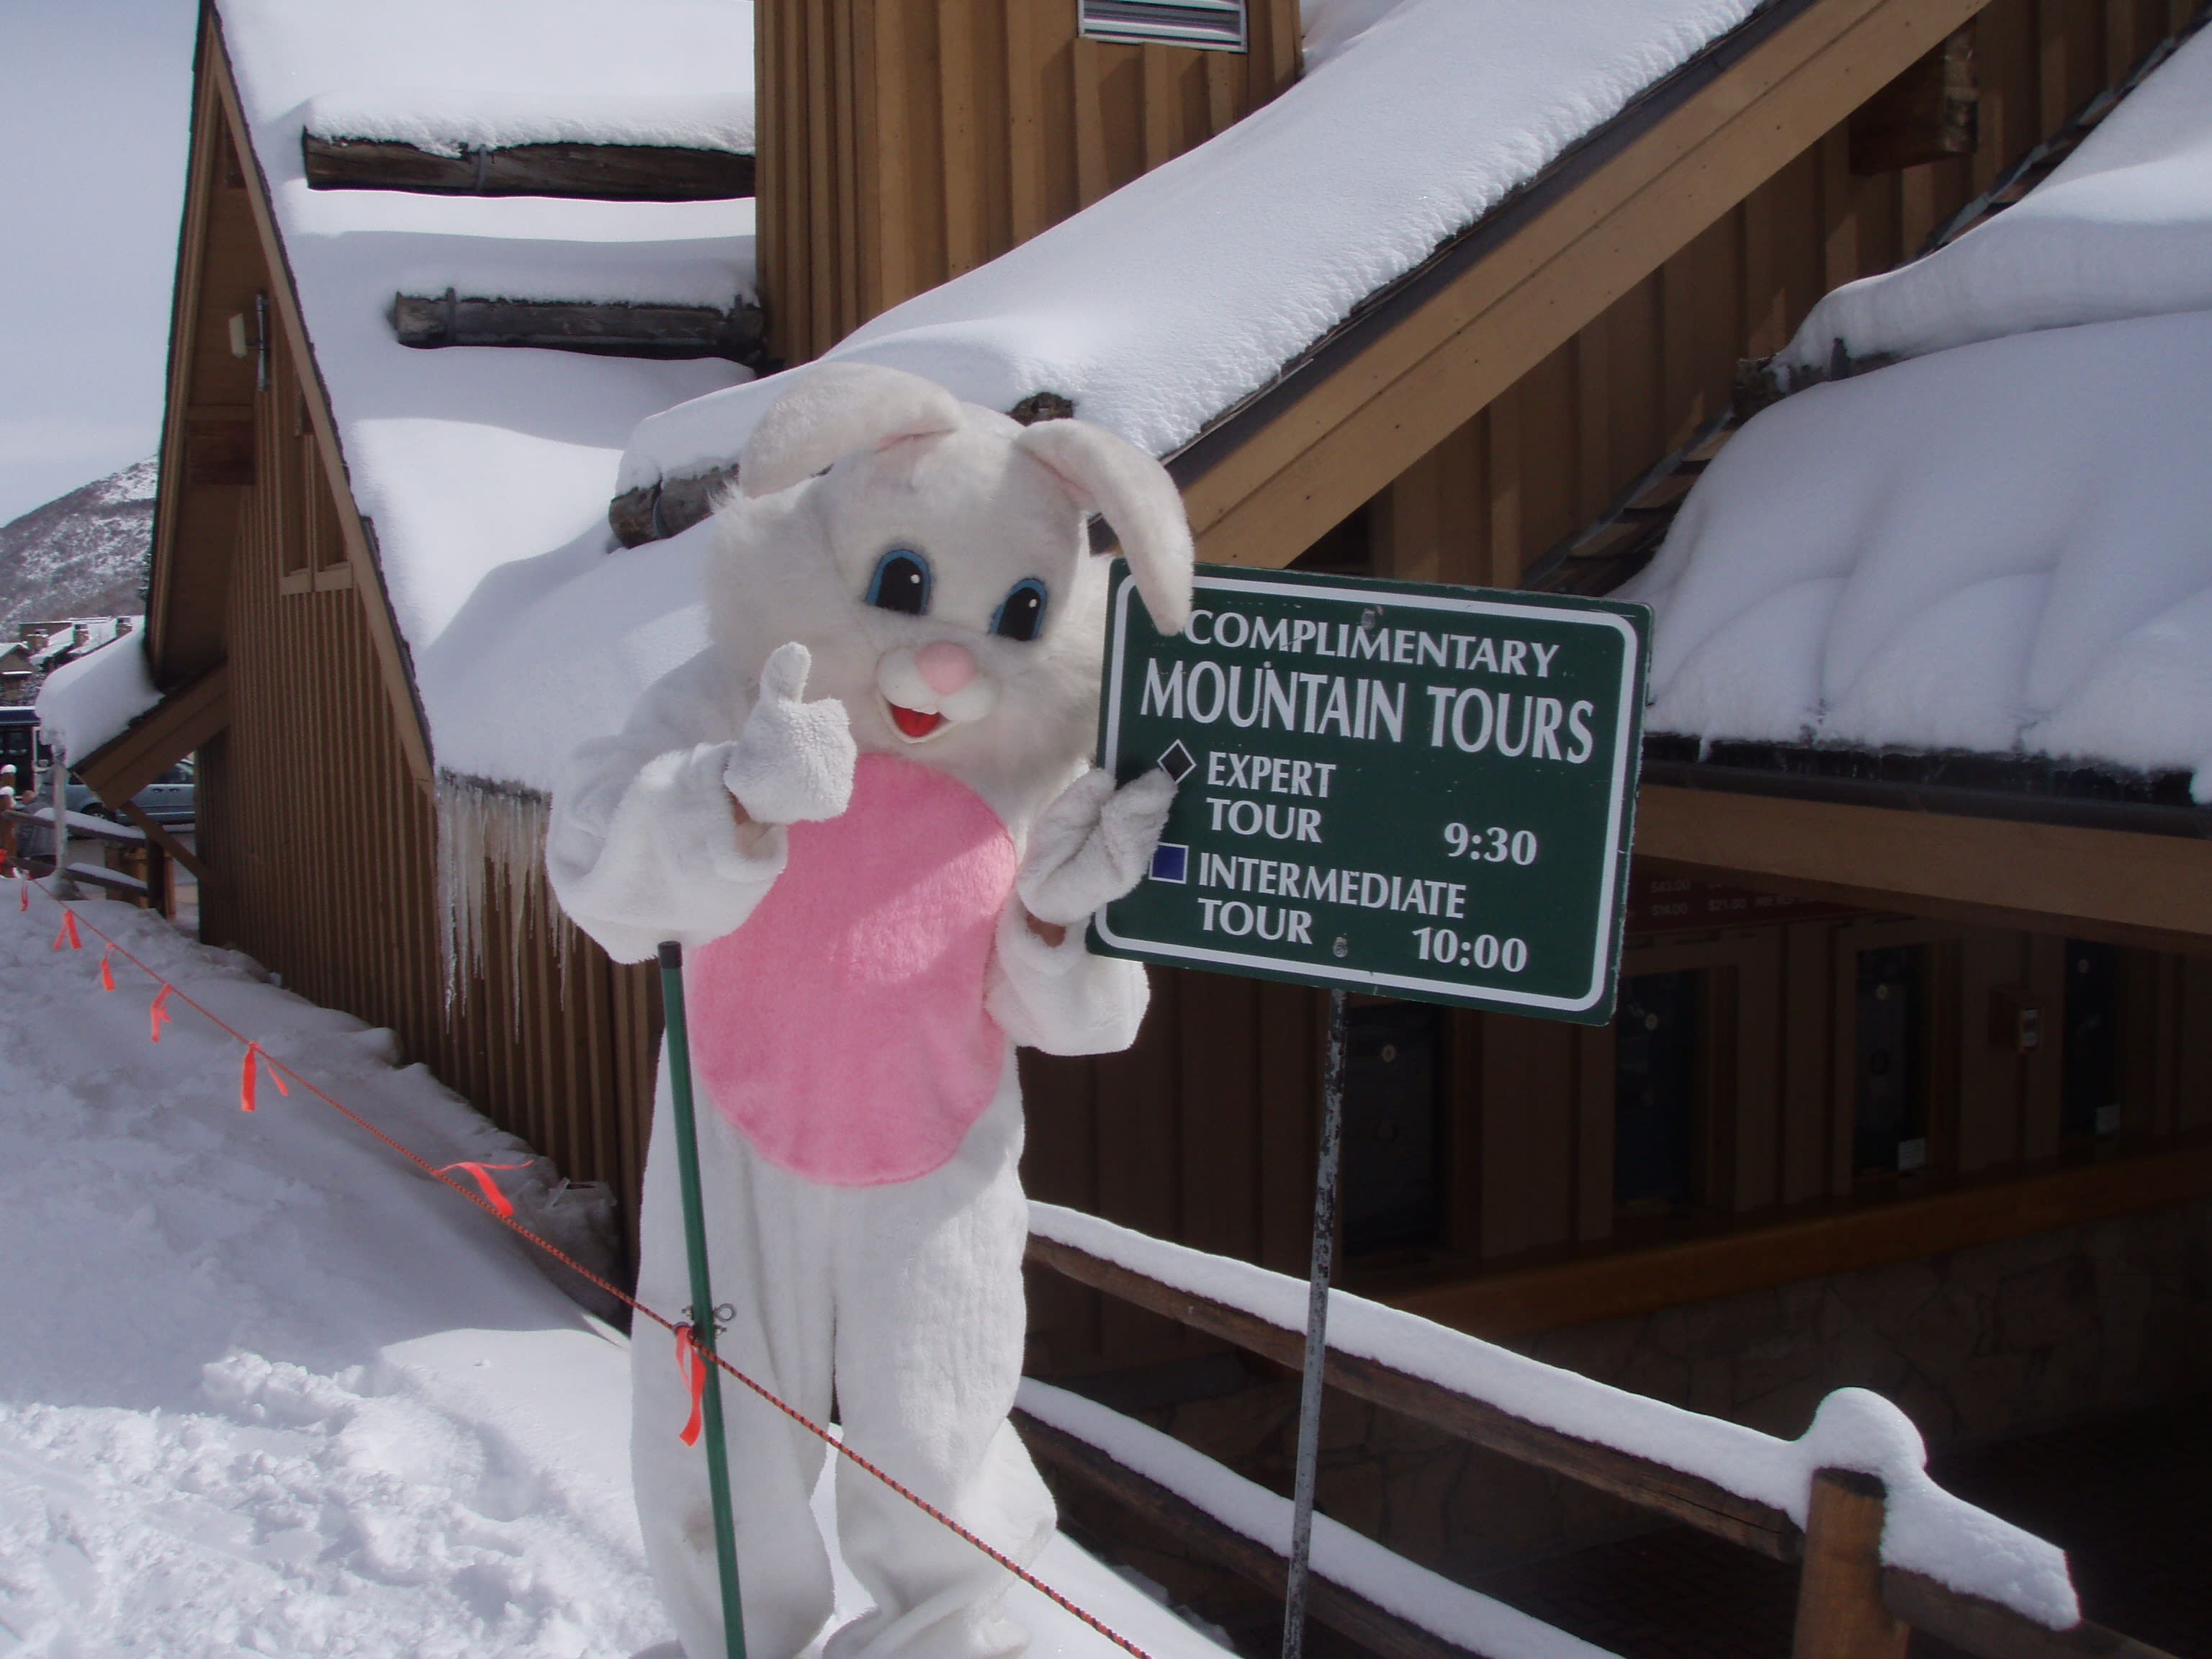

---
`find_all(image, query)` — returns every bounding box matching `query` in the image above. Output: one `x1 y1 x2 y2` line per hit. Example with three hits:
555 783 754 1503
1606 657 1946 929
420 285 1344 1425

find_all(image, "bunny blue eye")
991 579 1048 643
866 549 931 616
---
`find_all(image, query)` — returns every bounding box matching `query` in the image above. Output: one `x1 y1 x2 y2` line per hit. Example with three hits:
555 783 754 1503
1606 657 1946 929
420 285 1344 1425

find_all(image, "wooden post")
1794 1468 1910 1659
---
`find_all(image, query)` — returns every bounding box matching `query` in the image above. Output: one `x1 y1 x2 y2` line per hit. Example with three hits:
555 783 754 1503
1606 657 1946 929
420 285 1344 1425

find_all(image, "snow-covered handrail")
1027 1202 2080 1633
1017 1380 1624 1659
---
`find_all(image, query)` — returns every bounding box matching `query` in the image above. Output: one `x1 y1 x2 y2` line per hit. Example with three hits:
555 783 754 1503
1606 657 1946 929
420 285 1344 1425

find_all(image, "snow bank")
34 626 158 759
215 0 757 719
305 91 753 158
1028 1202 2079 1628
1784 26 2212 371
617 0 1766 493
1622 309 2212 793
0 892 665 1654
1020 1380 1622 1659
0 891 1236 1658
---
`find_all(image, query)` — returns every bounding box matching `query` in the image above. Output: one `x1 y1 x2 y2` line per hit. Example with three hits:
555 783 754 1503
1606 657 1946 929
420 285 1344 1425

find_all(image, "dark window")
1855 946 1928 1176
1340 1002 1442 1255
1615 971 1701 1213
2062 940 2121 1141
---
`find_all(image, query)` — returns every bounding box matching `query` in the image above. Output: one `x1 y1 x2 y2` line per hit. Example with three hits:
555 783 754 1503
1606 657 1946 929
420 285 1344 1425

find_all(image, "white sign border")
1094 570 1644 1014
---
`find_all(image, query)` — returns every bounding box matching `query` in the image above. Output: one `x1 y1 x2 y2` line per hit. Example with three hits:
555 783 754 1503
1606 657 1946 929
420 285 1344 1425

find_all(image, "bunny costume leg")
822 1062 1051 1659
632 1048 1052 1659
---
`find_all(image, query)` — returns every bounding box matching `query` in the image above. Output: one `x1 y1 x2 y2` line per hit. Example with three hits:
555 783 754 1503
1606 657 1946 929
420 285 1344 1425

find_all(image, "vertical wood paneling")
760 0 1303 362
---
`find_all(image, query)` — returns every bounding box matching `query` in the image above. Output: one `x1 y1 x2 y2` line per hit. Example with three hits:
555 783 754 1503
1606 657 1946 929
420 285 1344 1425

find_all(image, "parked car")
64 757 195 829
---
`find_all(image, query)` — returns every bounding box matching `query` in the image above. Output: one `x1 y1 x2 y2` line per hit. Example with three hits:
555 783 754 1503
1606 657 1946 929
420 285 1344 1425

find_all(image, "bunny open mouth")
887 702 948 740
876 647 998 742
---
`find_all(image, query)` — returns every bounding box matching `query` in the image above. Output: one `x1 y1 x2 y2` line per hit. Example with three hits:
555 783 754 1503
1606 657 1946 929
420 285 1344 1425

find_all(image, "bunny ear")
739 362 966 498
1014 420 1195 635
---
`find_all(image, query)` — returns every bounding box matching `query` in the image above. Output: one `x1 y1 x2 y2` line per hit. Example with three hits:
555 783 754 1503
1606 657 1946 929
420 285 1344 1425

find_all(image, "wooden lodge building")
80 0 2211 1639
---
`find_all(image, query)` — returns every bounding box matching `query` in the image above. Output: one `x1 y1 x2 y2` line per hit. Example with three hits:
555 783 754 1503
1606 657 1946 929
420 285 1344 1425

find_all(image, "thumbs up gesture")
723 643 857 826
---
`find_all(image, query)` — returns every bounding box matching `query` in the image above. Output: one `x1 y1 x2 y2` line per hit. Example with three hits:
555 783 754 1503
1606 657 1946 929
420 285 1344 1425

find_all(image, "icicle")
433 770 575 1029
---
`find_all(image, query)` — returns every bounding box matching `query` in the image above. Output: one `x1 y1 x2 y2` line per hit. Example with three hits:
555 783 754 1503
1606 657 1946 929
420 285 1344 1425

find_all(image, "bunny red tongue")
890 703 945 739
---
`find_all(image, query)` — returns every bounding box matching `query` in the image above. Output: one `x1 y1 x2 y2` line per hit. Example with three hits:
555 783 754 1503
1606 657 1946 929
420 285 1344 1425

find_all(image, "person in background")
0 764 17 872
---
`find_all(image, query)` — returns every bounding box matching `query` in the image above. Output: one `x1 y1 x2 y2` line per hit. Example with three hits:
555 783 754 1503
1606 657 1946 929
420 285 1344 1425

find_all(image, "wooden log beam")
1025 1232 1802 1560
1012 1408 1477 1659
302 133 755 200
75 662 228 809
118 801 207 884
1635 783 2212 945
1883 1570 2182 1659
608 464 744 549
1388 1143 2212 1339
1794 1470 1909 1659
392 292 768 365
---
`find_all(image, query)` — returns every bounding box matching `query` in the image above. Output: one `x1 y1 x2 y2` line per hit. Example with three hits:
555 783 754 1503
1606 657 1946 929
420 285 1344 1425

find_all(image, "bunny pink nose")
914 642 978 696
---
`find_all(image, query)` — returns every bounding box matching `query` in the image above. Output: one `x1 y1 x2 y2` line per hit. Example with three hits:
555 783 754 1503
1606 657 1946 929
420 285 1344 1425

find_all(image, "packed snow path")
0 890 1231 1659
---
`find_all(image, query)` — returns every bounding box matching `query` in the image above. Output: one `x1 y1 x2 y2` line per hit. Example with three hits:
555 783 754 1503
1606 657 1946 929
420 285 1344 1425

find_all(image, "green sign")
1091 562 1649 1023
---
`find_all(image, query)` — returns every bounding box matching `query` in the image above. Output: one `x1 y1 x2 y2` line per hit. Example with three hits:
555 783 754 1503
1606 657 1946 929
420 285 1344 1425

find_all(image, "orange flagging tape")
52 911 79 951
149 984 174 1043
240 1041 289 1112
13 878 1157 1659
674 1324 709 1448
433 1161 529 1220
100 946 114 992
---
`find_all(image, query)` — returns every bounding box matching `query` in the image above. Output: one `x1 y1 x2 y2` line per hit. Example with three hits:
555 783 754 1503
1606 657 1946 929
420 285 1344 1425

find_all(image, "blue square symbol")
1148 842 1189 884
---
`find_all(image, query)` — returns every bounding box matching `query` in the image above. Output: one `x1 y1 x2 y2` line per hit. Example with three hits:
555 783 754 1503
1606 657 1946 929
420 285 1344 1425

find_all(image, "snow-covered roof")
421 0 1783 793
1628 35 2212 800
1782 24 2212 371
36 625 160 760
213 0 758 683
618 0 1767 493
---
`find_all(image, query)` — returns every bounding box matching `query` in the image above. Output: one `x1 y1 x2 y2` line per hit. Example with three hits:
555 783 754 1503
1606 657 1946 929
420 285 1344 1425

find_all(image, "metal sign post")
1282 986 1346 1659
657 940 747 1659
1089 561 1650 1652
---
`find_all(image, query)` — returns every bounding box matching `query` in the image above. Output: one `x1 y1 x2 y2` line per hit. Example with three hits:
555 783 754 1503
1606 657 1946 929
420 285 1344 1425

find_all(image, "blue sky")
0 0 197 524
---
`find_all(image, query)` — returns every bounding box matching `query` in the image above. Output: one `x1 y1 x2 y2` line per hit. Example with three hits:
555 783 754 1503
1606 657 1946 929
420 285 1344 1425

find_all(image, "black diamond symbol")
1156 740 1196 781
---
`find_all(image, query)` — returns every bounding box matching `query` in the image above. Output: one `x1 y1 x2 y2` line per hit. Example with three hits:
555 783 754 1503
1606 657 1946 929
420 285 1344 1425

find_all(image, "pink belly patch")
688 752 1018 1185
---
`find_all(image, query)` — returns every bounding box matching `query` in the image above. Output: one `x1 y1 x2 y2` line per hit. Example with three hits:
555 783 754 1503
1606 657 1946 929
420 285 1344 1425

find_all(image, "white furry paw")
1017 766 1176 926
723 642 856 825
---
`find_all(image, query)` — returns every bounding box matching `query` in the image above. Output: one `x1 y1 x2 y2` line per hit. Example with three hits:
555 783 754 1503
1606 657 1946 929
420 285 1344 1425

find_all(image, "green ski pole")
657 940 747 1659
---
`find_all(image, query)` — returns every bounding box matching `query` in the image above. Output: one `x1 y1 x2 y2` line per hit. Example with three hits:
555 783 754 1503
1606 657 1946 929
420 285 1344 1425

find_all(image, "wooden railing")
1024 1228 2179 1659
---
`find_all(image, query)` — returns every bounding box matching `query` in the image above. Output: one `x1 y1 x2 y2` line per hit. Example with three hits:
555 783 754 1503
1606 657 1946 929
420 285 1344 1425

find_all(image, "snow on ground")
1622 307 2212 792
33 629 158 761
1030 1205 2080 1629
0 889 1236 1659
1784 24 2212 372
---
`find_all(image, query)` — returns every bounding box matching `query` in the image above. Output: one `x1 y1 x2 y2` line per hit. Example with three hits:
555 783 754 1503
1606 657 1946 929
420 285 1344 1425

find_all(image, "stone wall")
1039 1197 2212 1641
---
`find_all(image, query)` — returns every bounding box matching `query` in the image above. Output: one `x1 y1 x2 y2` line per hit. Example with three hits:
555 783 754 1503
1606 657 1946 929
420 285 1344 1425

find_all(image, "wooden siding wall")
757 0 1301 361
1021 0 2209 1375
189 148 664 1269
1378 0 2200 592
177 0 2207 1357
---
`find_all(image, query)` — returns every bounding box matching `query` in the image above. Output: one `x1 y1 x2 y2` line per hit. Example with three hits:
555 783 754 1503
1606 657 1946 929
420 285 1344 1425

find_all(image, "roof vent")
1079 0 1246 52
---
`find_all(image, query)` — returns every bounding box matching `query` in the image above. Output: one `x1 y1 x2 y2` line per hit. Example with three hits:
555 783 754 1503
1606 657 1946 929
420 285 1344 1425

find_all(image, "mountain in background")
0 459 156 630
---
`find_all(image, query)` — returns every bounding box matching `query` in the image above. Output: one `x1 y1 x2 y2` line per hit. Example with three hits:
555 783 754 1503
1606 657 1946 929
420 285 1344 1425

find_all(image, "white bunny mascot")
547 363 1193 1659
